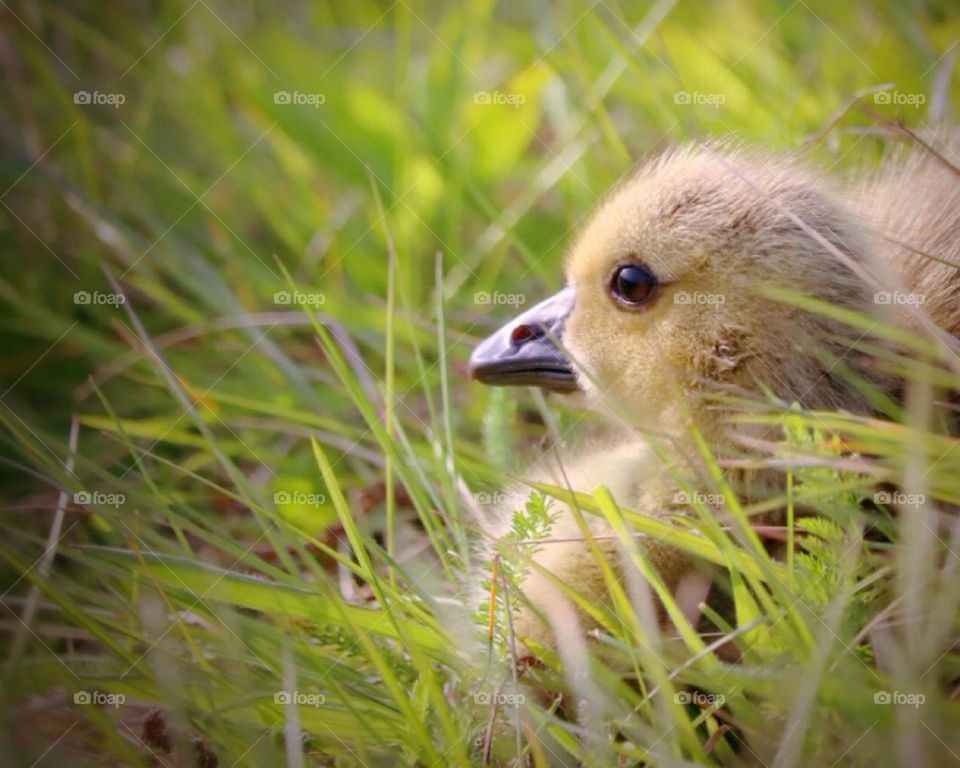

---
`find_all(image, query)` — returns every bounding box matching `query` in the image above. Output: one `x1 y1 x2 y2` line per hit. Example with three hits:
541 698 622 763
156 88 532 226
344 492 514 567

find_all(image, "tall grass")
0 1 958 765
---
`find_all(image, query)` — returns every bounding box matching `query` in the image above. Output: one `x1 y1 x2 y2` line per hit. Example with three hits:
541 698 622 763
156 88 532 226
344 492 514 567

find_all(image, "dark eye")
610 264 658 307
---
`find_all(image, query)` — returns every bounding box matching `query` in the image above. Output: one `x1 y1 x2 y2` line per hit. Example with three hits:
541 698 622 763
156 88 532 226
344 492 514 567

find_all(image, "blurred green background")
1 0 958 765
2 0 957 455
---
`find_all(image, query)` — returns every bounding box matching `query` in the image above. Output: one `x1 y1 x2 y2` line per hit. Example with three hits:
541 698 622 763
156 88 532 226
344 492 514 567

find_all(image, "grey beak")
468 287 578 392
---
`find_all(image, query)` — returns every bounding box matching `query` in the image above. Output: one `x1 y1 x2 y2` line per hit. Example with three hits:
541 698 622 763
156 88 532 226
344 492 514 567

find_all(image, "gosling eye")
609 263 658 308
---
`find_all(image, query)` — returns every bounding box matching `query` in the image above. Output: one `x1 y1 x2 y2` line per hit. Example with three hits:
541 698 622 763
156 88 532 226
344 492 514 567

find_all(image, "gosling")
468 135 960 658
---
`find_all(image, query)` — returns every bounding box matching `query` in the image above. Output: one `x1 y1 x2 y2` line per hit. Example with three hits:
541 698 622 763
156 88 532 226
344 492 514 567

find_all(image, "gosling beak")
468 287 578 392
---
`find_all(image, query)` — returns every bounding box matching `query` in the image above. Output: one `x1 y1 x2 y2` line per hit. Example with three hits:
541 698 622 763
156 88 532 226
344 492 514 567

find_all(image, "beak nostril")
510 324 537 345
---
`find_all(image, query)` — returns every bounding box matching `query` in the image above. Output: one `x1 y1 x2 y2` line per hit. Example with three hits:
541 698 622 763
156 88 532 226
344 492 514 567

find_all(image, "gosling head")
470 144 883 439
